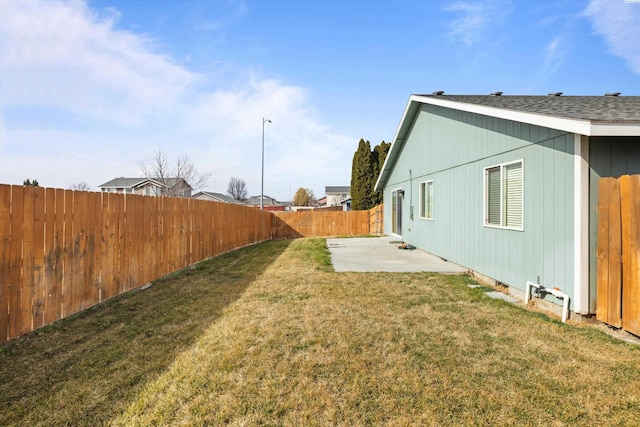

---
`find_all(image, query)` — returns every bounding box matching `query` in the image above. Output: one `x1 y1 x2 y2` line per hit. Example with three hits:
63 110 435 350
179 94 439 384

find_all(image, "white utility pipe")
525 281 570 323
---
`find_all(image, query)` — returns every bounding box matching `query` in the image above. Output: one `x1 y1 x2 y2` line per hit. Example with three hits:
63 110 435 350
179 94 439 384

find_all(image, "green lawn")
1 238 639 426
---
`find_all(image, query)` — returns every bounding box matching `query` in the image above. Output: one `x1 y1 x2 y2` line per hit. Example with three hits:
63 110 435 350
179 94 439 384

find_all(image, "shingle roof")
325 186 350 194
193 191 244 204
417 95 640 122
98 177 191 189
245 195 284 206
99 177 159 188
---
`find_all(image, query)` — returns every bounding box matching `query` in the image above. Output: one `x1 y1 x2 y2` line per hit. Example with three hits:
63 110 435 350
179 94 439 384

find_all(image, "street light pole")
261 117 272 210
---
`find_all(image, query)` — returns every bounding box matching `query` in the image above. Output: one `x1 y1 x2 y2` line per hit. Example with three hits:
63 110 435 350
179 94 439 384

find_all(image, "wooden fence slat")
21 186 36 336
596 178 622 327
7 187 24 340
621 175 640 335
61 190 73 318
0 185 11 340
32 187 46 329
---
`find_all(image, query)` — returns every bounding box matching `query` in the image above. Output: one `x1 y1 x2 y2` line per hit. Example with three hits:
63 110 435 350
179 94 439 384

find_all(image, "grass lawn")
1 238 639 426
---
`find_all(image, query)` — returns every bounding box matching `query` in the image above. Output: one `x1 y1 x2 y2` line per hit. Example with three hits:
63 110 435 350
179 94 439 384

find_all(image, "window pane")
505 162 523 227
487 167 501 225
426 181 433 219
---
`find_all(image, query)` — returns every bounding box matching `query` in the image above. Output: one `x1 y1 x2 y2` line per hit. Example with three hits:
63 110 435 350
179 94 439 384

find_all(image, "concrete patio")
327 236 468 273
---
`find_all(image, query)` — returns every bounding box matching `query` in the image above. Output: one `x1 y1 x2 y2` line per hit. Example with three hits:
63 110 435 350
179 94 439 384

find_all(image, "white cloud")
444 0 512 46
541 36 565 77
0 0 353 200
584 0 640 74
0 0 200 125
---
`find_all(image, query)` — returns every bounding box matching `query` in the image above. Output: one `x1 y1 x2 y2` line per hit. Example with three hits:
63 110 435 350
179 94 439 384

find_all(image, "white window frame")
483 159 524 231
419 180 434 220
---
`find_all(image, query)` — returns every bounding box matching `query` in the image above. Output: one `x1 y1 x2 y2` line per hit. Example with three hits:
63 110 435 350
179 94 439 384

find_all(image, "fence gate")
596 175 640 336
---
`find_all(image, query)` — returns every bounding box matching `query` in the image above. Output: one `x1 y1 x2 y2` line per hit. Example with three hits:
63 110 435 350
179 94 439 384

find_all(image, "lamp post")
261 117 272 210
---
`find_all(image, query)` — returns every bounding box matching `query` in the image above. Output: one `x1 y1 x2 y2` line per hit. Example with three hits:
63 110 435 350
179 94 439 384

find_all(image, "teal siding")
384 104 576 302
588 136 640 312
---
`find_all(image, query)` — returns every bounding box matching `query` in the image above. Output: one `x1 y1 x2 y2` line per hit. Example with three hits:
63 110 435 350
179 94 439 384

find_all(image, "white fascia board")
589 123 640 136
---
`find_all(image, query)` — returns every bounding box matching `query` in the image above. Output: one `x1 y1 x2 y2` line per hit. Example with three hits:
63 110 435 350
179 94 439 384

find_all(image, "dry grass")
1 238 639 426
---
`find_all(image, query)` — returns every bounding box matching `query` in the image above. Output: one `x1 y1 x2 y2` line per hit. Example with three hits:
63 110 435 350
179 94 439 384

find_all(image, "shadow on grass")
0 239 292 426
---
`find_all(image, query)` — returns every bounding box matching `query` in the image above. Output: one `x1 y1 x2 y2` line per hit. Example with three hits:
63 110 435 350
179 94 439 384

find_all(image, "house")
99 177 192 197
325 186 351 211
375 92 640 319
192 191 245 204
244 195 287 211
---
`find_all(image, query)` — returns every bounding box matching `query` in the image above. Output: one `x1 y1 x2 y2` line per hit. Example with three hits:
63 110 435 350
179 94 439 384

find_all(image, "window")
484 160 523 230
419 181 433 220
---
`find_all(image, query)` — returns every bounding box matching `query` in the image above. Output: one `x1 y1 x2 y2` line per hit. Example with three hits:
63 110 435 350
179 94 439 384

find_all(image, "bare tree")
227 177 248 201
139 149 211 197
70 182 91 191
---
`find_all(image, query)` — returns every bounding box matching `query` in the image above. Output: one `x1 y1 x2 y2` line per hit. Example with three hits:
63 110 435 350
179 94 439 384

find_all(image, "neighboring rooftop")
192 191 244 204
325 186 350 194
99 177 161 188
418 94 640 122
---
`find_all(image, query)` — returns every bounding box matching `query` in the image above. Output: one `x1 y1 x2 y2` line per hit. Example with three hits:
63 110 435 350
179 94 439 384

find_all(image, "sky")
0 0 639 202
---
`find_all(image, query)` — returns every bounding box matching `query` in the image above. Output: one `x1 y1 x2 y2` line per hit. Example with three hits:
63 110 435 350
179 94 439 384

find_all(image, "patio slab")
327 236 468 273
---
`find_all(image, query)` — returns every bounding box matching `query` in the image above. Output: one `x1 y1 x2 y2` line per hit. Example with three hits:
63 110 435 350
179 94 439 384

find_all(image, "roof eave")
374 95 640 192
374 95 423 192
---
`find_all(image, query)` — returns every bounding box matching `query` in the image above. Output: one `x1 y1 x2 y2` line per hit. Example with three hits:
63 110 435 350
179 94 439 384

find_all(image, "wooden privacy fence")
596 175 640 336
0 189 382 344
0 185 272 343
369 204 384 235
272 210 371 239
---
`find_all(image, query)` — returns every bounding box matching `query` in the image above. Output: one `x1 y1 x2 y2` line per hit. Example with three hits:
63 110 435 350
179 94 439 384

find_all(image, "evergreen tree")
370 141 391 206
23 178 39 187
350 139 373 210
350 139 390 210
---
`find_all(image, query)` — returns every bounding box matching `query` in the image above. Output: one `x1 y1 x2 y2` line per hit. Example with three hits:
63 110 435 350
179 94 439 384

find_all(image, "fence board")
8 186 24 339
32 187 46 329
61 189 73 318
43 188 58 325
52 189 65 322
621 175 640 335
596 178 622 327
0 186 11 340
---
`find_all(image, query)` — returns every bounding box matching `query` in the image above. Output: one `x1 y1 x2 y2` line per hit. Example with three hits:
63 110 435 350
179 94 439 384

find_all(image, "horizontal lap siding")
384 104 575 297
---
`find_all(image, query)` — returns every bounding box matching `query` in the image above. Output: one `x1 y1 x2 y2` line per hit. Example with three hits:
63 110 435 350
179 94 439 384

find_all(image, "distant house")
375 93 640 319
99 177 192 197
325 186 351 211
244 195 287 211
193 191 245 204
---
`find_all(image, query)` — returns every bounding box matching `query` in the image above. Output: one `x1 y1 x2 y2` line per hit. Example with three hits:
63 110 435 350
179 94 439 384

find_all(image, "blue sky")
1 0 639 201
